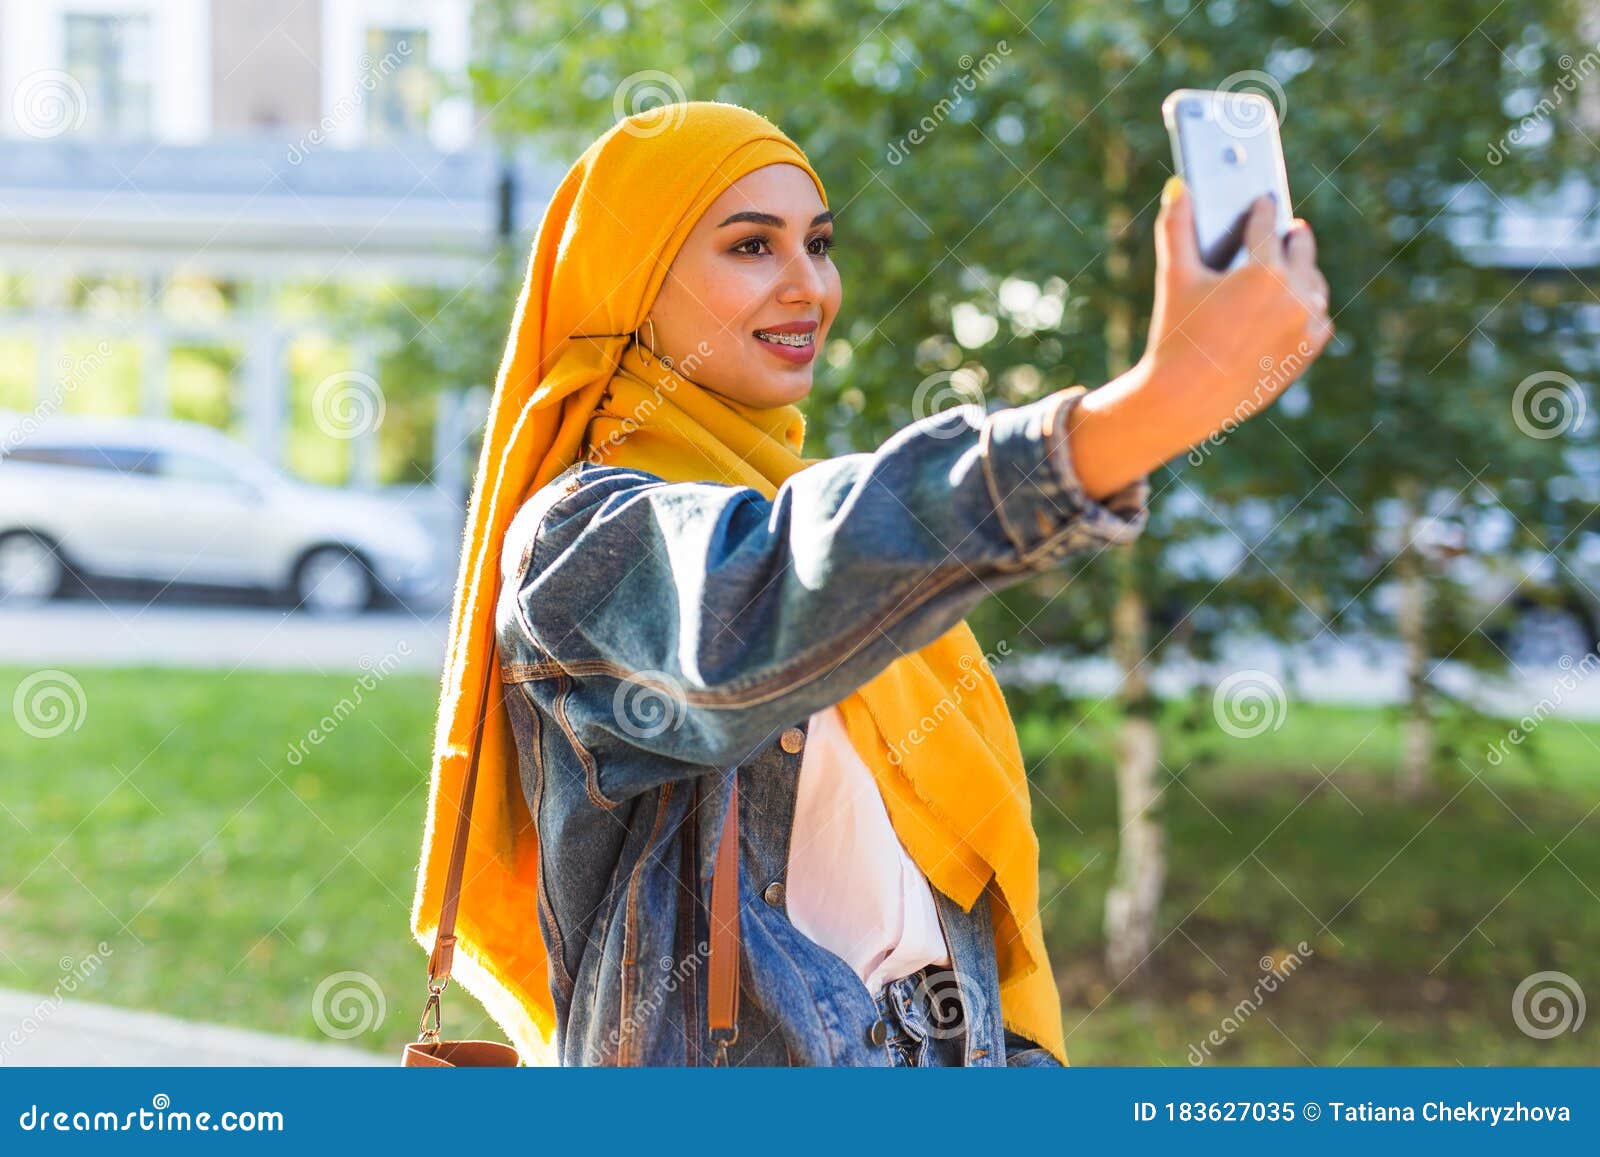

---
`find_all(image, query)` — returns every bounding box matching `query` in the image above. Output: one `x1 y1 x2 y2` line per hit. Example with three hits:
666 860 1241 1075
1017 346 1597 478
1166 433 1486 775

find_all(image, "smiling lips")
753 321 818 364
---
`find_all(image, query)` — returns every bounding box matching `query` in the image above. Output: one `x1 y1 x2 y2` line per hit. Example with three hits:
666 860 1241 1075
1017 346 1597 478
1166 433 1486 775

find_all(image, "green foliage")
1019 692 1600 1063
7 668 1595 1062
334 247 523 484
466 0 1592 691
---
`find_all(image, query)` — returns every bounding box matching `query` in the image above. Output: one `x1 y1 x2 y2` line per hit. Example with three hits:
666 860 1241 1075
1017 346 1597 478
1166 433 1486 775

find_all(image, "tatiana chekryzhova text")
1327 1101 1572 1125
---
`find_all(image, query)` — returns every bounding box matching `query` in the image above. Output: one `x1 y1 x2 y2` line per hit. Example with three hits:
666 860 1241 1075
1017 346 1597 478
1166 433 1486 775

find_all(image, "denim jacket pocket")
1003 1027 1065 1067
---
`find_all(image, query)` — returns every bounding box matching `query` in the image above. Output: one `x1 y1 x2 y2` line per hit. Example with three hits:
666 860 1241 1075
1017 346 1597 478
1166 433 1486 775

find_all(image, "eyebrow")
716 209 834 228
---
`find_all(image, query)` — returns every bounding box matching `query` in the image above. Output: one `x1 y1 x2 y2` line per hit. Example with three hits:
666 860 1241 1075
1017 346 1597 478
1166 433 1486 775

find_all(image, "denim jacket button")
762 881 785 907
867 1019 888 1046
779 726 805 754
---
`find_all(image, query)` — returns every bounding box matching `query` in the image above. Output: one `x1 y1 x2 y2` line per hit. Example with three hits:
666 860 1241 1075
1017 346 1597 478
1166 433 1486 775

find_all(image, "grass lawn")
2 665 1595 1064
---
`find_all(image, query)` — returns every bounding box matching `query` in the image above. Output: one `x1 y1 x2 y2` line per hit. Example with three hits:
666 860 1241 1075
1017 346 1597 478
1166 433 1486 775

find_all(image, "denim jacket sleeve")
499 387 1148 795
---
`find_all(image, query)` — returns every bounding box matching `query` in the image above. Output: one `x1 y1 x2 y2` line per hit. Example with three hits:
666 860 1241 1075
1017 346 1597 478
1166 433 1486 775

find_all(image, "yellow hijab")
411 100 1068 1066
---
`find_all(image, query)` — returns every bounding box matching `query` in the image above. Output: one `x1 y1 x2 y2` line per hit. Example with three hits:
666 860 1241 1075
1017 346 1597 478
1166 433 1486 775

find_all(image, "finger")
1243 194 1282 268
1307 269 1330 315
1284 219 1316 275
1156 175 1204 281
1292 264 1330 318
1286 269 1329 321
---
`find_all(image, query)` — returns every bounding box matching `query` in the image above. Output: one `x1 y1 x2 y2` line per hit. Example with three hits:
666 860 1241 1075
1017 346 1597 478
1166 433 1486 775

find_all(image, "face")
645 162 841 407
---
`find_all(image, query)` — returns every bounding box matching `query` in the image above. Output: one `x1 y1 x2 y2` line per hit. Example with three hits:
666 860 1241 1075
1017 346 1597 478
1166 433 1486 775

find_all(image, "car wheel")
293 547 376 616
0 531 66 603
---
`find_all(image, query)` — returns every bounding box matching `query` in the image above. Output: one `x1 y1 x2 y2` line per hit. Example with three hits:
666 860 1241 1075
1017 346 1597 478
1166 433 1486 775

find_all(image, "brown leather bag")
404 655 743 1067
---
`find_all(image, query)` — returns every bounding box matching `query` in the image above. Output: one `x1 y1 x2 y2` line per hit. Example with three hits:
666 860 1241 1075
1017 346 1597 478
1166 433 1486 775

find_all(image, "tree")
465 0 1591 982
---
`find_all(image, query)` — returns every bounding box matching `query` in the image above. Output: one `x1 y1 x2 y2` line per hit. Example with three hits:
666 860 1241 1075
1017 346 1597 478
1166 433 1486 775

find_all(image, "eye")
729 233 836 258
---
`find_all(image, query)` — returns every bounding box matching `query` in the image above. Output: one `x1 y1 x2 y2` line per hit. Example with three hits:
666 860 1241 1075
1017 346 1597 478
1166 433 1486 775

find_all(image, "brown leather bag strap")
707 770 741 1065
426 654 500 990
427 643 745 1067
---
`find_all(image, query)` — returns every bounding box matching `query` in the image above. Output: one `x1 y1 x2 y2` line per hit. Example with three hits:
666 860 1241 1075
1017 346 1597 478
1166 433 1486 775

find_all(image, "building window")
63 12 154 139
364 26 432 143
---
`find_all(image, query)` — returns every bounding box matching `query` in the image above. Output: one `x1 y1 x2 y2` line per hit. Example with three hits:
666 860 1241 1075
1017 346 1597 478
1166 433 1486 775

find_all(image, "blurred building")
0 0 554 501
0 0 1590 503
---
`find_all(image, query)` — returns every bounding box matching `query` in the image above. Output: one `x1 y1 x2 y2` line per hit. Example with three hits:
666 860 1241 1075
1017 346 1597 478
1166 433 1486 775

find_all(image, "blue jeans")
872 965 969 1067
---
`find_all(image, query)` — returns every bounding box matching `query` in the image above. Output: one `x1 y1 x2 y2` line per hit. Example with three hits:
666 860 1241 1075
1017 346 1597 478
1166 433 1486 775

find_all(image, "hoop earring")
639 316 677 371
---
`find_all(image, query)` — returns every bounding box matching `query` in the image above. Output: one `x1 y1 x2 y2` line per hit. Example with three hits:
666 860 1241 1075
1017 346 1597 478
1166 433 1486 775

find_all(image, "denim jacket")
492 389 1148 1066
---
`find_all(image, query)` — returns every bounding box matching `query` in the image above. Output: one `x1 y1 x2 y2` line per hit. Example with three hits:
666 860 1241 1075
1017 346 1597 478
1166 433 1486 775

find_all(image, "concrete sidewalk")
0 601 448 674
0 988 390 1066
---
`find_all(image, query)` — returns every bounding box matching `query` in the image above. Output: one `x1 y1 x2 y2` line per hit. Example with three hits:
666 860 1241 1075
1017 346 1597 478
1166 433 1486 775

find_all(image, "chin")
706 363 812 407
760 373 814 405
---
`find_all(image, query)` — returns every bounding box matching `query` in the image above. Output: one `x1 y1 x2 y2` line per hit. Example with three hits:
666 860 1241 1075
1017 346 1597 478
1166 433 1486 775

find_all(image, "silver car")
0 410 439 616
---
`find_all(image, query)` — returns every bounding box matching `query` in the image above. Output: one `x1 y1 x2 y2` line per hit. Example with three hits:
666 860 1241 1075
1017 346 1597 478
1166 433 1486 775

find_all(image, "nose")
776 246 826 305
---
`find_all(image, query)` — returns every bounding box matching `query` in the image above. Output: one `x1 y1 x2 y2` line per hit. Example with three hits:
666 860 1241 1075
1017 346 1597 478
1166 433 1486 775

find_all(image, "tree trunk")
1104 553 1166 979
1098 130 1166 981
1396 478 1432 797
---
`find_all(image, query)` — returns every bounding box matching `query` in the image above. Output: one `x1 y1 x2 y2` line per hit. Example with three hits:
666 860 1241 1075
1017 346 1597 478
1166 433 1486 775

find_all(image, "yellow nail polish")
1162 175 1185 206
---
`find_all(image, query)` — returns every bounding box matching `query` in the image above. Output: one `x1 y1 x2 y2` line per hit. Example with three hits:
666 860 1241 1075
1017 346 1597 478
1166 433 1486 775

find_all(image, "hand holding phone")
1061 131 1333 498
1154 85 1331 410
1059 89 1333 495
1163 87 1294 271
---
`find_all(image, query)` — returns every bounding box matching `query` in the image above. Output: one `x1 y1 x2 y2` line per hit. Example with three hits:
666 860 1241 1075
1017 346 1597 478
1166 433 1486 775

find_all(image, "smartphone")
1162 87 1294 271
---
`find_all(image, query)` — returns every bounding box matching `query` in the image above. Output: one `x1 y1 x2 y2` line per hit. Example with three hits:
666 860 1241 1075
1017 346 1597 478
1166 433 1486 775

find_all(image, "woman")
411 101 1331 1067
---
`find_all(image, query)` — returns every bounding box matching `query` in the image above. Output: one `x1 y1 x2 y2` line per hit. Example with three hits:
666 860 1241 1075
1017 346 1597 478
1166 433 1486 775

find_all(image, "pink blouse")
783 704 951 998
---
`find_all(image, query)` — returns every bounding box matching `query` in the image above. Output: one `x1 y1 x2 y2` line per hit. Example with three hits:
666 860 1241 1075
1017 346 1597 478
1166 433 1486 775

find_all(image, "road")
0 986 387 1066
3 598 1598 720
0 598 448 676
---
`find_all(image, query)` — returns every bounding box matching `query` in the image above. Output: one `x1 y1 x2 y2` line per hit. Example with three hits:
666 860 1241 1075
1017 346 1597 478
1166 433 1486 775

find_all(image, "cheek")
704 270 770 344
660 254 747 332
815 269 842 337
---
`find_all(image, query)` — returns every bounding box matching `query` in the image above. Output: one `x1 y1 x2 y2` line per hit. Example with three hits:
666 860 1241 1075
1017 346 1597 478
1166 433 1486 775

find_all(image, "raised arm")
496 387 1146 797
